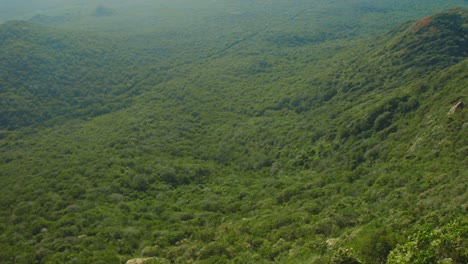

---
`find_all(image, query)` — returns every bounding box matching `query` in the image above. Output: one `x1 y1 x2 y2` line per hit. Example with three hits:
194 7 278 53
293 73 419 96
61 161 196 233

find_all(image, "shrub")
387 220 467 264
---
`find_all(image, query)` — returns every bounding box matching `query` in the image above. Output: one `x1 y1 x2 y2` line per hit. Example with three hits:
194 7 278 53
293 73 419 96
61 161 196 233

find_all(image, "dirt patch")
412 16 432 32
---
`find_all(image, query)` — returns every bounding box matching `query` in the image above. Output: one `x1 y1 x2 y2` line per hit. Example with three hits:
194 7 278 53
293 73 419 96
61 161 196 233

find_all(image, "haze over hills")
0 1 467 263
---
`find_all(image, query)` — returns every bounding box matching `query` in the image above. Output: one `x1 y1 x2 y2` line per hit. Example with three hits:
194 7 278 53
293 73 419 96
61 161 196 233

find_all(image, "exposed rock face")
447 101 464 116
126 257 169 264
412 16 432 32
126 258 155 264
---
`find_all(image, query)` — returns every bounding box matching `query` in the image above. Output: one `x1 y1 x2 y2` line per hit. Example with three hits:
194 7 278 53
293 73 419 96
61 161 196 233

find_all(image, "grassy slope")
0 5 467 264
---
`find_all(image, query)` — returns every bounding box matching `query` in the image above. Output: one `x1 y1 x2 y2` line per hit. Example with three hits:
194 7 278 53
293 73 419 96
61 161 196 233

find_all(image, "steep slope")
0 8 466 264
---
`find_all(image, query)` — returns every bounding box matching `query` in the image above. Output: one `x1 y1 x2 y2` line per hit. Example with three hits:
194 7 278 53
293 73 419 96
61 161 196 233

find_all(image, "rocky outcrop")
126 257 169 264
447 101 464 116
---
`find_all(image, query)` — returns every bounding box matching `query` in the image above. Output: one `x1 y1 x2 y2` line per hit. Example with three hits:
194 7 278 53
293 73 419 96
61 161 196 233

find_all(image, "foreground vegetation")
0 2 467 263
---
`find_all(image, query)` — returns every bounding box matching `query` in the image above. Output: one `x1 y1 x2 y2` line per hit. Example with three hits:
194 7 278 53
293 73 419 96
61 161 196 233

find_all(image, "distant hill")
0 8 466 264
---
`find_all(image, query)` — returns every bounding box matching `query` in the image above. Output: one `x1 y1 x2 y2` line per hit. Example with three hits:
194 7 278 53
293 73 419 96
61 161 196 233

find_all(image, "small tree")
387 220 467 263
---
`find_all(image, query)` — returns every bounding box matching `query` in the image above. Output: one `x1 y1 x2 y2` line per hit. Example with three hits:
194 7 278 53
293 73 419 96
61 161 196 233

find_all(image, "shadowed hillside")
0 21 149 130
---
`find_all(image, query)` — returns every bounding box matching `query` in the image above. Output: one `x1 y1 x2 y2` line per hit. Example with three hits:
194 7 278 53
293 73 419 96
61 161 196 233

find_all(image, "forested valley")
0 1 466 263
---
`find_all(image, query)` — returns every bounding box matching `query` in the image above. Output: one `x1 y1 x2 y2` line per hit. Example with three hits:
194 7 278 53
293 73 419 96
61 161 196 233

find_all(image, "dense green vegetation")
0 1 467 263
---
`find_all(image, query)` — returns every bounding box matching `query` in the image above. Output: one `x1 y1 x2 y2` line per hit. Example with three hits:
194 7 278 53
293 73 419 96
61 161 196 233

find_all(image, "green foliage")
0 3 467 264
330 248 362 264
387 220 468 264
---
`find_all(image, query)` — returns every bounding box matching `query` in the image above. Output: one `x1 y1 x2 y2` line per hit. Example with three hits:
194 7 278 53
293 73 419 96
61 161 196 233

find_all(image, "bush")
387 220 467 264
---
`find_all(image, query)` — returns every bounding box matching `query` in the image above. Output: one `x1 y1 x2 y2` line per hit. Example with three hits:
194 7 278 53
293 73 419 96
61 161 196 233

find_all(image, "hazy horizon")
1 0 467 34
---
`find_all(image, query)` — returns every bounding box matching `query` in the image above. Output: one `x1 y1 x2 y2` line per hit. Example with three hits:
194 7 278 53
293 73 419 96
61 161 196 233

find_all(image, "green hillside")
0 20 173 131
0 5 467 264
